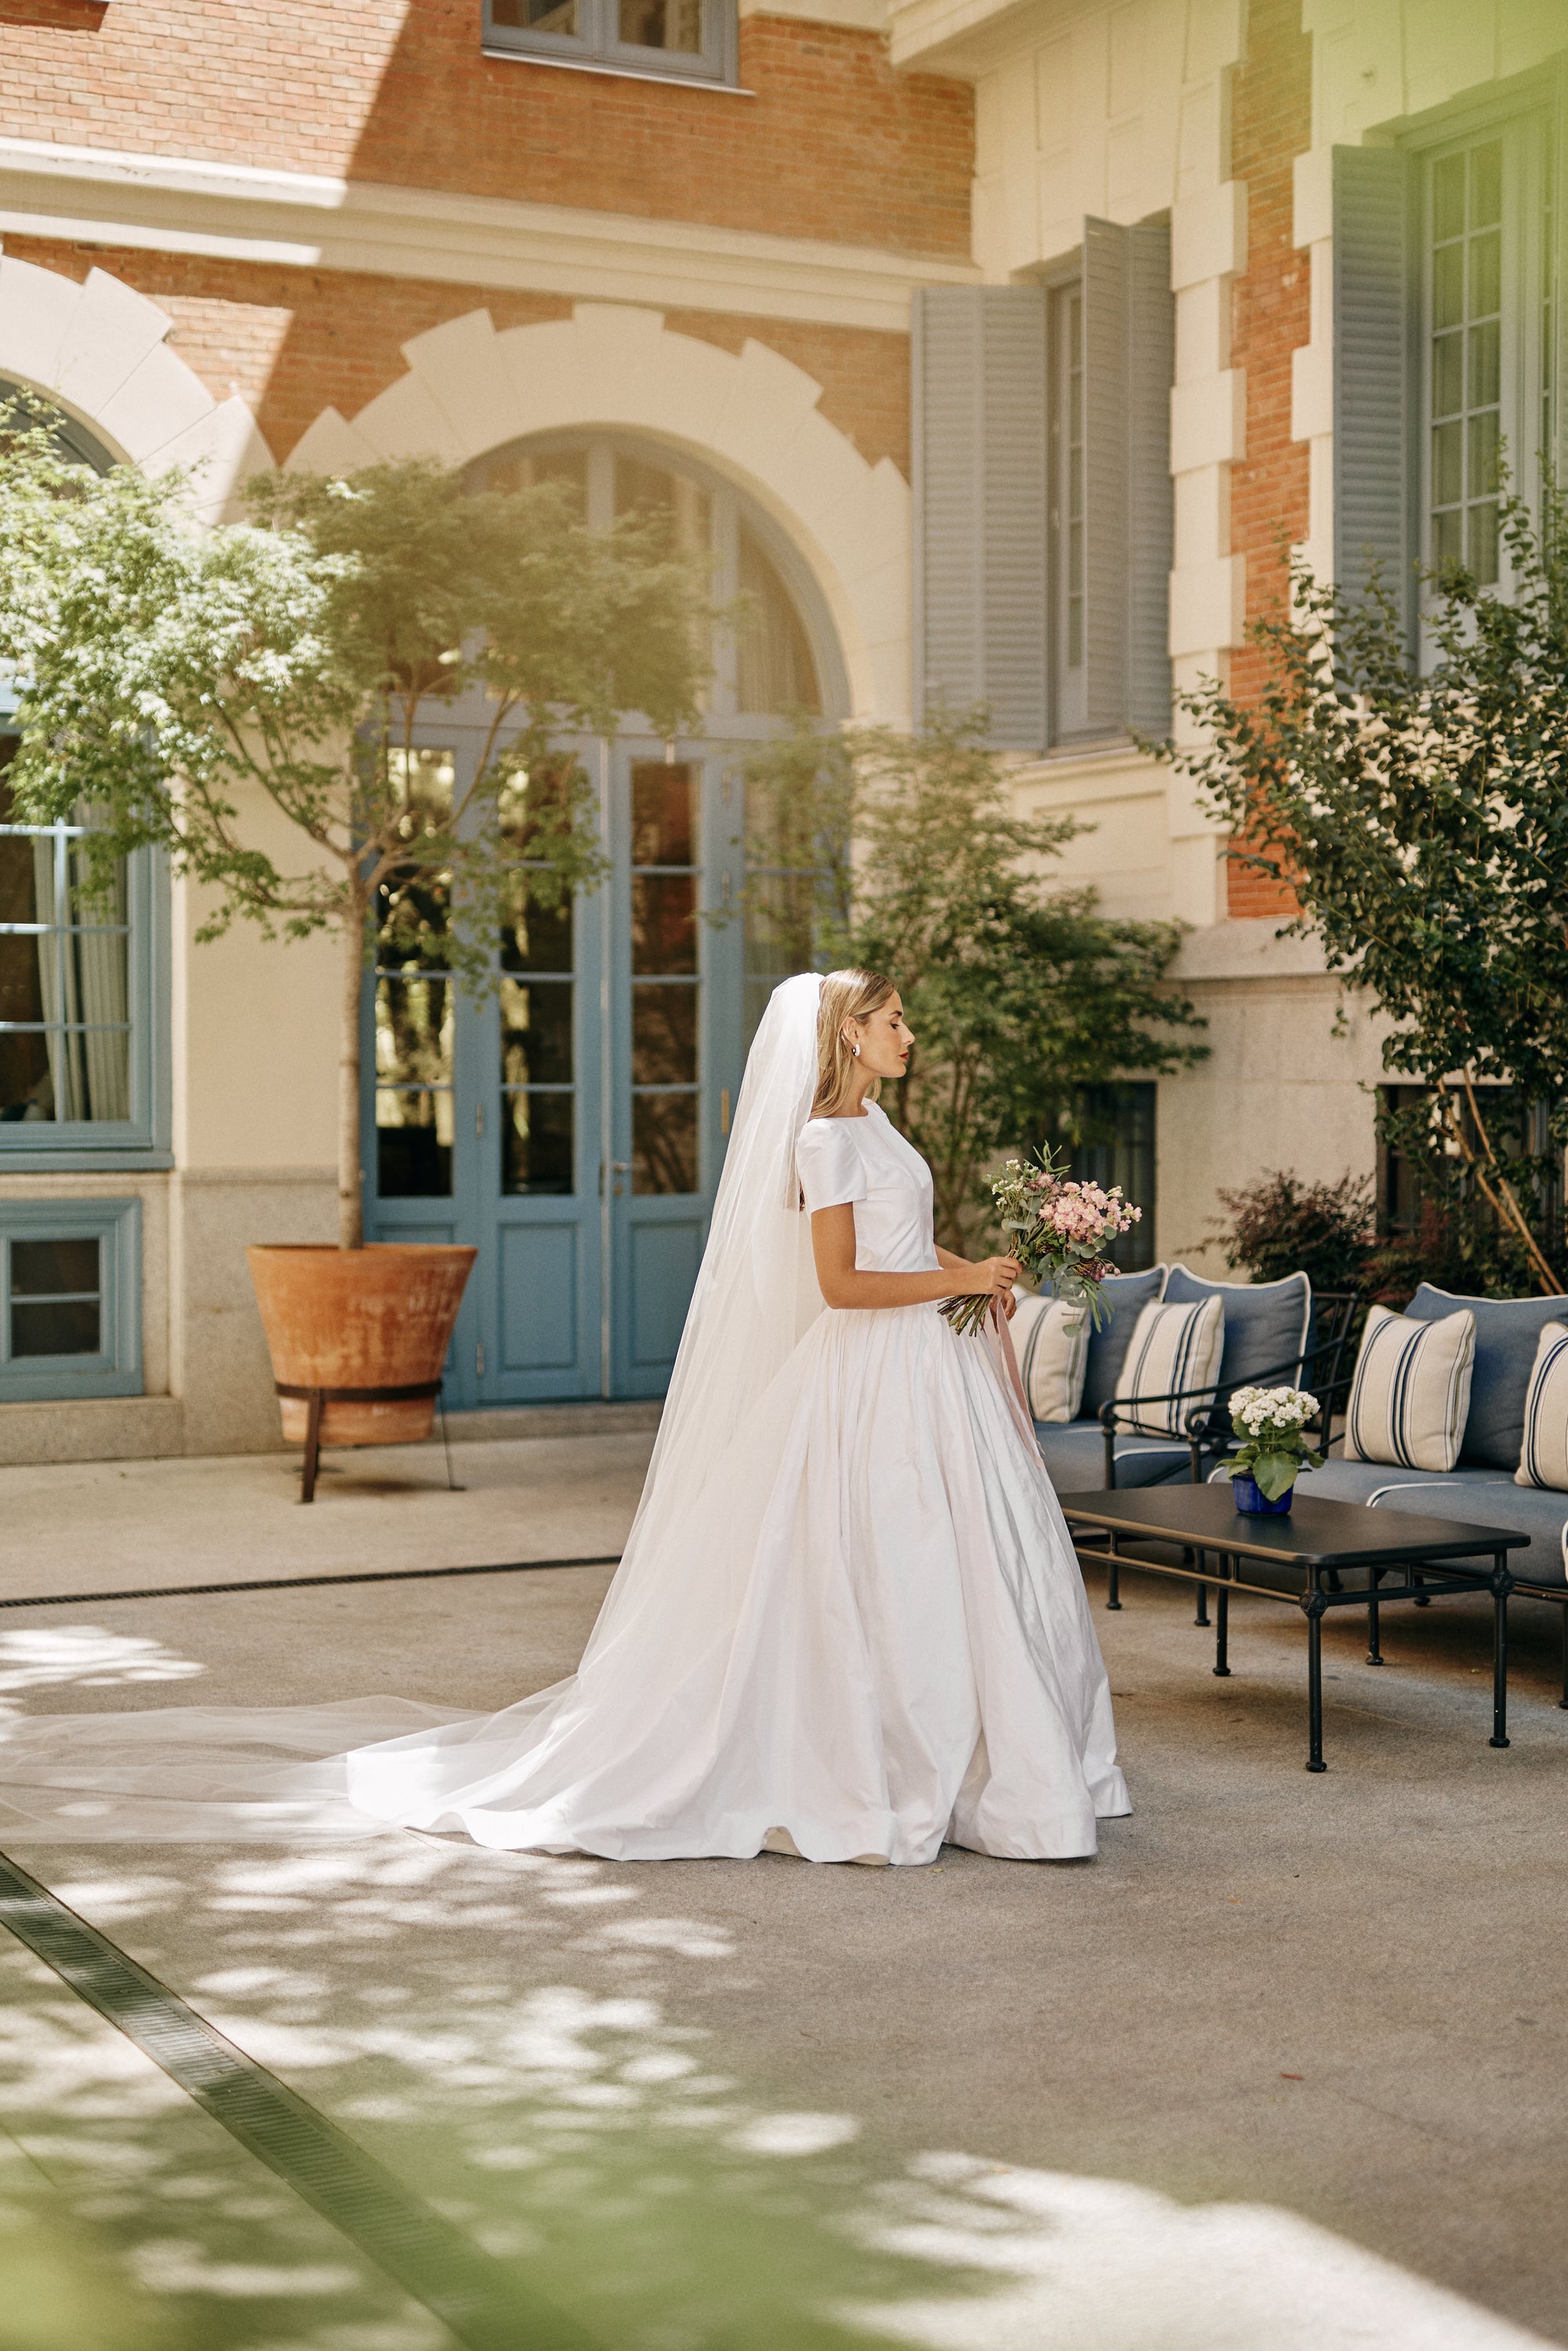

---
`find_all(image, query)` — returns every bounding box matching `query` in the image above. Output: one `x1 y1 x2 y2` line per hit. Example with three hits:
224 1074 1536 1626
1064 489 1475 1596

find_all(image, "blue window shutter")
1127 220 1174 735
913 285 1047 751
1081 218 1174 738
1333 145 1416 624
1081 219 1130 735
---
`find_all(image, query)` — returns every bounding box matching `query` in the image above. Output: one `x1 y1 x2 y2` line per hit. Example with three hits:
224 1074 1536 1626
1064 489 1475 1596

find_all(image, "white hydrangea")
1229 1384 1320 1437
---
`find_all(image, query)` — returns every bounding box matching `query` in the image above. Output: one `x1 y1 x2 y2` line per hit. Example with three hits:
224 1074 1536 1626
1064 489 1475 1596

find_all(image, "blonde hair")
812 967 895 1118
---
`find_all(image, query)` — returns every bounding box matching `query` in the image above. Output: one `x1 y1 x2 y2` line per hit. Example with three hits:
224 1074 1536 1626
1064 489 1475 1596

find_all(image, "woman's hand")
960 1255 1022 1301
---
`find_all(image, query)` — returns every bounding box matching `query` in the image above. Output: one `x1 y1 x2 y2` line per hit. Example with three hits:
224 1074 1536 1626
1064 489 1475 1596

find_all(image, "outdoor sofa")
1281 1286 1568 1700
1030 1261 1347 1493
1031 1268 1568 1696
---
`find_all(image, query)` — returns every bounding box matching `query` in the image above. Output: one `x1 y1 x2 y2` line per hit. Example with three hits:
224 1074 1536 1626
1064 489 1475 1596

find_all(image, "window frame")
1405 72 1560 606
0 1195 142 1402
0 386 172 1171
1056 1081 1157 1273
482 0 739 88
0 719 172 1169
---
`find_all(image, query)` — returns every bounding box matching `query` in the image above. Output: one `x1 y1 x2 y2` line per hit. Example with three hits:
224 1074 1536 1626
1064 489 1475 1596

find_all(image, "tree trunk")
339 906 366 1250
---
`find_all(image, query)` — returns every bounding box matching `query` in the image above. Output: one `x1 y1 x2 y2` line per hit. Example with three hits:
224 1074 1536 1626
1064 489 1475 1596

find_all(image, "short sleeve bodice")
796 1104 939 1278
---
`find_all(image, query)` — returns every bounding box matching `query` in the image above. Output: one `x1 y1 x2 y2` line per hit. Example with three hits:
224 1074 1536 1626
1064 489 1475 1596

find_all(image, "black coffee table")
1055 1486 1531 1772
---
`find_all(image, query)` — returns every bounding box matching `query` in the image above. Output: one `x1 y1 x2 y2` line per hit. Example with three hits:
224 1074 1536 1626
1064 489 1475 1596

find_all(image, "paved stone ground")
0 1432 1565 2350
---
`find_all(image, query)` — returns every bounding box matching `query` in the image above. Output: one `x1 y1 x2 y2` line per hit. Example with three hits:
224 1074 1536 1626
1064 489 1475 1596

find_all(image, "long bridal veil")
0 975 829 1846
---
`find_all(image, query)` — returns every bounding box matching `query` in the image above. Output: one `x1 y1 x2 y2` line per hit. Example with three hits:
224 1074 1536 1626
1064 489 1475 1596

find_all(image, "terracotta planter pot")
247 1243 477 1449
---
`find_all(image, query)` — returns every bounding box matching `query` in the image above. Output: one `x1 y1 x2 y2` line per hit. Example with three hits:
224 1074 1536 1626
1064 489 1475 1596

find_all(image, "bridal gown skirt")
0 1303 1128 1864
346 1299 1129 1865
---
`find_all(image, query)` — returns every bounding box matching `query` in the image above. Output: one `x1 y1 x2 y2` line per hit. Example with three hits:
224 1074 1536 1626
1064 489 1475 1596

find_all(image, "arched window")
467 434 839 726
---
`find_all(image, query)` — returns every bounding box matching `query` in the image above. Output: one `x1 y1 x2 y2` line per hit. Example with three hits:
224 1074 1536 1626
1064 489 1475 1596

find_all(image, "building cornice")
0 137 979 332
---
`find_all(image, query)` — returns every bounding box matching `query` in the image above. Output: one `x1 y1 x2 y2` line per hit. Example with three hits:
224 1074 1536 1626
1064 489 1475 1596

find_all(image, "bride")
0 970 1128 1863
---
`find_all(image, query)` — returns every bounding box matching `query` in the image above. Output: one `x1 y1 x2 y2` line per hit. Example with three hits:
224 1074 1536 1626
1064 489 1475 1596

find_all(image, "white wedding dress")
0 977 1128 1862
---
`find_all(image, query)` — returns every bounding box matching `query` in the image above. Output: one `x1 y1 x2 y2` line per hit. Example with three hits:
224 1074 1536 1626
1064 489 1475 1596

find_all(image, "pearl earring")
849 1040 861 1059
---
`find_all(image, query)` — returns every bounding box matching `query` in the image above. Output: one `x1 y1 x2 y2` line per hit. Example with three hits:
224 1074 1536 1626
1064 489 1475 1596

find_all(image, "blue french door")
365 731 746 1406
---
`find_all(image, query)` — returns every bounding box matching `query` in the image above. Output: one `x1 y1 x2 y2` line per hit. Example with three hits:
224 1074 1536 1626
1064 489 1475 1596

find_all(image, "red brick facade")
0 4 946 495
0 234 913 473
0 4 972 259
1226 0 1313 921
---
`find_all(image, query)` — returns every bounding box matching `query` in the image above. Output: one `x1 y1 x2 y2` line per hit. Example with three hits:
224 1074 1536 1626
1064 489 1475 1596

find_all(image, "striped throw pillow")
1345 1304 1475 1471
1117 1296 1225 1438
1515 1320 1568 1489
1011 1291 1091 1424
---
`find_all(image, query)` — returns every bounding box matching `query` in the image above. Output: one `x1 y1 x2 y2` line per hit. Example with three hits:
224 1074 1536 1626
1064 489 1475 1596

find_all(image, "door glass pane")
499 858 575 1193
502 879 574 974
503 1090 574 1195
375 973 454 1198
9 1236 101 1356
632 766 695 866
630 759 699 1194
502 981 573 1085
633 984 697 1084
633 1094 698 1195
631 876 697 974
374 751 456 1199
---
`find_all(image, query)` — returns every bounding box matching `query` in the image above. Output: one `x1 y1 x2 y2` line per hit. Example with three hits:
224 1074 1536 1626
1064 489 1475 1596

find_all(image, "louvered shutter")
1333 145 1416 625
1125 221 1174 734
913 286 1047 750
1081 217 1174 737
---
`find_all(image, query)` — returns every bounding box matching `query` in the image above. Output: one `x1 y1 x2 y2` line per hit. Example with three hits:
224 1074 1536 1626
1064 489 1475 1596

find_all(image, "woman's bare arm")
811 1205 1020 1312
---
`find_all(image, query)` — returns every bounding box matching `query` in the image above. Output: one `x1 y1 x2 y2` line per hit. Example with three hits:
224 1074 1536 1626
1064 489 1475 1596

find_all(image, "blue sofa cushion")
1043 1264 1167 1417
1163 1264 1311 1393
1038 1418 1191 1493
1283 1457 1564 1587
1406 1285 1568 1469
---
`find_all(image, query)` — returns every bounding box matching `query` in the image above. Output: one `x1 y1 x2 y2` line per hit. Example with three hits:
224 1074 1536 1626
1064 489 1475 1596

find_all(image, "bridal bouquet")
940 1148 1142 1337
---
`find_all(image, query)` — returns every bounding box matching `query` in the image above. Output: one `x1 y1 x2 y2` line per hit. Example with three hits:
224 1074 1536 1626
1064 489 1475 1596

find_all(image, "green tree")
742 709 1207 1250
0 428 710 1246
1166 483 1568 1297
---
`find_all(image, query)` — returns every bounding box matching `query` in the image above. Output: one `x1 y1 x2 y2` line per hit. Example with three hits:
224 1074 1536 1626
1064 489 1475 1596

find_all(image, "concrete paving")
0 1428 654 1602
0 1434 1566 2349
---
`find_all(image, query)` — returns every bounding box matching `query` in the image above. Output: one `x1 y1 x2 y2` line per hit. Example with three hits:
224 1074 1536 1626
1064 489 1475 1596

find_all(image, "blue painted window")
0 726 169 1163
0 1196 142 1401
0 386 169 1167
483 0 736 85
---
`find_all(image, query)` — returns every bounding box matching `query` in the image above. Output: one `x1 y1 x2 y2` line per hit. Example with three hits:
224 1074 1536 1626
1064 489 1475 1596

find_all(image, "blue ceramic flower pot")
1232 1472 1293 1515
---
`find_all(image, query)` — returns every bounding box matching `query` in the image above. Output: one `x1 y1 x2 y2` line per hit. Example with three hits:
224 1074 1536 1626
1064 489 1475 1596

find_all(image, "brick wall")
0 2 973 259
2 234 913 475
1226 0 1312 922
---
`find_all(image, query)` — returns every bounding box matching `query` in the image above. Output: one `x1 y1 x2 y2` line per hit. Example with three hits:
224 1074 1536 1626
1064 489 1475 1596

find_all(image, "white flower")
1229 1384 1319 1436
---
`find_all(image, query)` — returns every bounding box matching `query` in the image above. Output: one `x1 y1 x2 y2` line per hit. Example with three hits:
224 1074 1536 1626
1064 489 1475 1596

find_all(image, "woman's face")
847 994 913 1082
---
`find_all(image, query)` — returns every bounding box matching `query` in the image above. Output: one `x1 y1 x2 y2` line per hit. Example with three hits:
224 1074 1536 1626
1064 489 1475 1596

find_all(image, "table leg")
1214 1575 1230 1678
1413 1569 1430 1608
1195 1579 1210 1628
1490 1554 1511 1751
1367 1567 1384 1667
1304 1577 1327 1772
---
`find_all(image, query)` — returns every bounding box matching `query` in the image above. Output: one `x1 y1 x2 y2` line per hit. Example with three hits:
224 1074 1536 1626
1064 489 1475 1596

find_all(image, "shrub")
1209 1170 1373 1292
